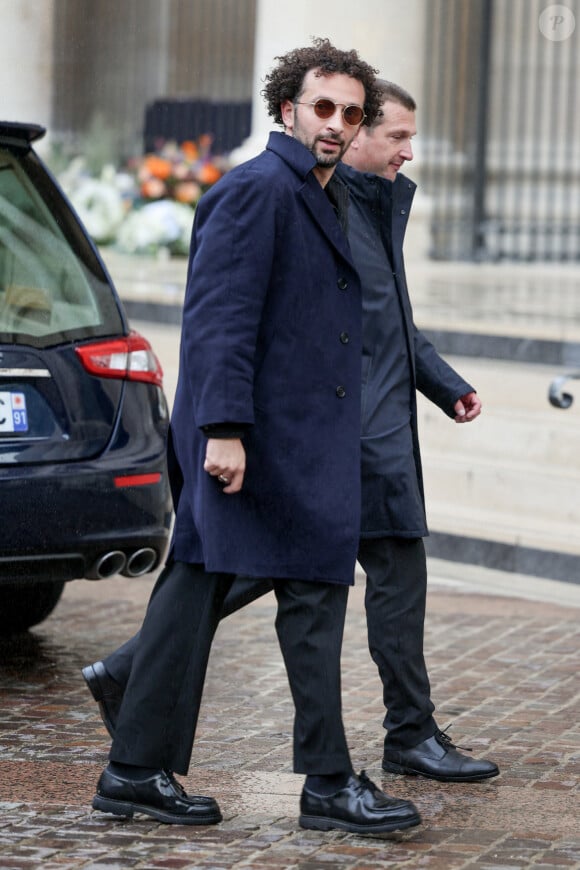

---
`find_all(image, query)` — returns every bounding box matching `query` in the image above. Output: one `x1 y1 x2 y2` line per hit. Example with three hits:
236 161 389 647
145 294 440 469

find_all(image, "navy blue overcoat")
168 133 362 584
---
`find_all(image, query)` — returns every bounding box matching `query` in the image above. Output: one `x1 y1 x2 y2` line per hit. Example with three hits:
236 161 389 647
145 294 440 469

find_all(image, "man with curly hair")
88 39 421 835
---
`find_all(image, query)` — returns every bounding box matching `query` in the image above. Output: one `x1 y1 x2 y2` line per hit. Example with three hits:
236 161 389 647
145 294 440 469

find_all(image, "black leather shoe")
382 729 500 782
92 765 222 825
81 661 122 737
299 770 421 834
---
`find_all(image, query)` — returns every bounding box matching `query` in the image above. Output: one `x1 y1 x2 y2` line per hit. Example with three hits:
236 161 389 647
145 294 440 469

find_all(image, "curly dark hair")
262 37 382 127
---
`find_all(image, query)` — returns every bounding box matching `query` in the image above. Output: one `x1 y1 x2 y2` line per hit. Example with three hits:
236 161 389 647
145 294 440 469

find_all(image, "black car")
0 121 172 633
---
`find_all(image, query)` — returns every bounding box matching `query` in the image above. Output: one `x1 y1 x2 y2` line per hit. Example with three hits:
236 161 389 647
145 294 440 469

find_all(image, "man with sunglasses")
338 79 499 783
87 40 421 835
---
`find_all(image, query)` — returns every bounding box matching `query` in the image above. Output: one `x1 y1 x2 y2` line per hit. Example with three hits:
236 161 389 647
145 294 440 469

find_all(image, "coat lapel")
266 132 355 267
298 175 354 265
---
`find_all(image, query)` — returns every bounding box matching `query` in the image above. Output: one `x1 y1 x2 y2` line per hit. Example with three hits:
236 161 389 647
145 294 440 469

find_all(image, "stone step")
418 354 580 469
419 404 580 467
426 500 580 559
408 260 580 343
422 452 580 546
417 355 580 564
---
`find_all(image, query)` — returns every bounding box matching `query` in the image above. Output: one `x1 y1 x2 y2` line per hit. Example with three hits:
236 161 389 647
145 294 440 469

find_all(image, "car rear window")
0 147 124 348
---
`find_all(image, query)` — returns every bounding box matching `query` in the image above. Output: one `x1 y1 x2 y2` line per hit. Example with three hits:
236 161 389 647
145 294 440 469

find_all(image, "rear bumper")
0 532 170 583
0 459 172 583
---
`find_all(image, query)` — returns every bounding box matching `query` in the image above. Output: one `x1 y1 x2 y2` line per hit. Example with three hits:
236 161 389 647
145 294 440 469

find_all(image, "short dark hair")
262 37 382 127
371 79 416 127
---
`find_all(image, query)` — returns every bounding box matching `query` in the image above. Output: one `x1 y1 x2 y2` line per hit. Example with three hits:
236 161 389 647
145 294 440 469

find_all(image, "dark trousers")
357 536 436 748
104 576 273 687
105 537 436 756
109 561 351 777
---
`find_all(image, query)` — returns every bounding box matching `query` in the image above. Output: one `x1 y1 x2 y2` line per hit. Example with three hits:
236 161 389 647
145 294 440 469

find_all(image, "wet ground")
1 567 578 868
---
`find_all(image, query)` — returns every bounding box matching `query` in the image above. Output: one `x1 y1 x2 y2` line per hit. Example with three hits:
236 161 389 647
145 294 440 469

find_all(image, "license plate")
0 391 28 432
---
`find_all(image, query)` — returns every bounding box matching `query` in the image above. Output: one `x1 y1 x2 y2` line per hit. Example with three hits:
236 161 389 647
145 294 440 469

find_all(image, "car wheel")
0 581 65 634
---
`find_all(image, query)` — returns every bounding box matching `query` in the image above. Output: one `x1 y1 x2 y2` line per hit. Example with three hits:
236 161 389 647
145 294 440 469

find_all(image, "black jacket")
337 163 473 537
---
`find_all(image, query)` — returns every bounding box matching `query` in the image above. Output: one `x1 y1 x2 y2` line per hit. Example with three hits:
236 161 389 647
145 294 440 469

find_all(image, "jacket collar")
336 163 417 250
393 171 416 209
336 162 416 202
266 130 318 179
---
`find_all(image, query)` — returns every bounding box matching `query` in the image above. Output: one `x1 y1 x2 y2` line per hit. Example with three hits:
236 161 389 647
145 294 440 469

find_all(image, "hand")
454 391 482 423
203 438 246 493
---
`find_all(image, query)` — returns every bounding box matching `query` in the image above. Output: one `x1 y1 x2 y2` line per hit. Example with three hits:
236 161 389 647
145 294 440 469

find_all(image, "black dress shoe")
382 729 500 782
299 770 421 834
92 765 222 825
82 661 122 737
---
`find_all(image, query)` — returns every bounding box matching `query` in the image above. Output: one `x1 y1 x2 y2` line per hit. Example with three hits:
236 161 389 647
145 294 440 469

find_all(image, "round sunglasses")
295 98 366 127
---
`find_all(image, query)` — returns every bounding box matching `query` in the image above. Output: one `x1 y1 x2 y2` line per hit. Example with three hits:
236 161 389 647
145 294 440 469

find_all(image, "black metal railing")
144 99 252 155
421 0 579 262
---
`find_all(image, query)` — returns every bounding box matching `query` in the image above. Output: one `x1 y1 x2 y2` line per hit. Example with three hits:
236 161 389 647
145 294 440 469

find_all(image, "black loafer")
383 729 500 782
92 765 222 825
81 661 122 737
299 770 421 834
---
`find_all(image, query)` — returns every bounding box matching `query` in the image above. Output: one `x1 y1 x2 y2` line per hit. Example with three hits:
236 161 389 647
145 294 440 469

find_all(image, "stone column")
0 0 55 153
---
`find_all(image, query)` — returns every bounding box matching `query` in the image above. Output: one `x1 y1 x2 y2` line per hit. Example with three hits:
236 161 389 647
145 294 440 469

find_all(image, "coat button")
336 386 346 398
337 277 348 290
340 331 349 344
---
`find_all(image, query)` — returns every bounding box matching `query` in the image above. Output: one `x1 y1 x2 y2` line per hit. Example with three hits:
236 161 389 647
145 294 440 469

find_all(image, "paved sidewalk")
0 563 578 868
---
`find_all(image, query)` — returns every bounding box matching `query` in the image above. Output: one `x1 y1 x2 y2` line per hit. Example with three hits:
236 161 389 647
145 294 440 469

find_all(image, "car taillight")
75 331 164 387
114 472 162 488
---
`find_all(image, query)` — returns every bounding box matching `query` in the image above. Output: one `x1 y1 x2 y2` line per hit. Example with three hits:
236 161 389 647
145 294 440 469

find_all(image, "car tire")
0 580 65 634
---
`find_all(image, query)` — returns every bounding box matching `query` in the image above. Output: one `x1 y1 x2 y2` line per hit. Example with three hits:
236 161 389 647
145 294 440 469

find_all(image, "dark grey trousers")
357 536 436 748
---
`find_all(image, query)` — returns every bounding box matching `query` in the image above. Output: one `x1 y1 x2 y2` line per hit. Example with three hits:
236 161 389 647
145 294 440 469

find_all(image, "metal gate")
421 0 579 261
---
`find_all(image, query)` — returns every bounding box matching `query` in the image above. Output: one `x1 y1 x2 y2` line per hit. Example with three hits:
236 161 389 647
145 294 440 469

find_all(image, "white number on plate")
0 392 28 432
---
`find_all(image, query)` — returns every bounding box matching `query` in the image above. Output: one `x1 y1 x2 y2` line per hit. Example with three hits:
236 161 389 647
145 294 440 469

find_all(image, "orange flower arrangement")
132 136 226 207
142 154 173 180
197 162 222 185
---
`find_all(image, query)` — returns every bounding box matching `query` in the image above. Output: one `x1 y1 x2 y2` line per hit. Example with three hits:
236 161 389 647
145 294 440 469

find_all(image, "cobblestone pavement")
0 569 578 869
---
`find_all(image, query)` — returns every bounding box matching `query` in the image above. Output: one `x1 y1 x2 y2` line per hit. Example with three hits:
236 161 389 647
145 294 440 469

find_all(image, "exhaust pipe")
86 550 127 579
122 547 157 577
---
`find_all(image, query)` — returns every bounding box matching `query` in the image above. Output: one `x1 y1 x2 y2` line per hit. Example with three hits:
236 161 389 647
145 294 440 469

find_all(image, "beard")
309 134 347 167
